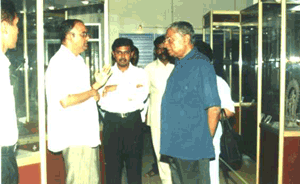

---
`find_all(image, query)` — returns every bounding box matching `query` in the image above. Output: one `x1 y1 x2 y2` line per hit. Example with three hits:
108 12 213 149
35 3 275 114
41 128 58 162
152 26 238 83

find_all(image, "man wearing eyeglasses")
161 21 221 184
46 19 111 184
98 38 149 184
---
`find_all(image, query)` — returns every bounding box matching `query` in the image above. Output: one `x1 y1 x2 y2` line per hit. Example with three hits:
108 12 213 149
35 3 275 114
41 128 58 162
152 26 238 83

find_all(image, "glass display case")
241 0 300 183
203 10 259 183
5 1 106 183
203 10 240 96
203 9 258 162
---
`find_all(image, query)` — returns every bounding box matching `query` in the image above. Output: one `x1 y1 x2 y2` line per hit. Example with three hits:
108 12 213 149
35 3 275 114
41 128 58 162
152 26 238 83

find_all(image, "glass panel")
242 26 258 103
204 27 211 45
86 25 100 39
261 3 281 123
3 0 105 182
7 1 40 151
214 28 239 102
213 14 240 23
285 3 300 129
230 33 240 103
204 13 210 28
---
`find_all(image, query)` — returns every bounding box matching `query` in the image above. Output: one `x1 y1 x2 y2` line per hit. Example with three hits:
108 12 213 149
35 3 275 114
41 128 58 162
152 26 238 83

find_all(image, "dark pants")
103 110 143 184
1 145 19 184
168 156 210 184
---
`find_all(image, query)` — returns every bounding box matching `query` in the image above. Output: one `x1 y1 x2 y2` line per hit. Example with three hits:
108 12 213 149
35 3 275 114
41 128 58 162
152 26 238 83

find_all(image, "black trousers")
168 156 210 184
1 145 18 184
103 110 143 184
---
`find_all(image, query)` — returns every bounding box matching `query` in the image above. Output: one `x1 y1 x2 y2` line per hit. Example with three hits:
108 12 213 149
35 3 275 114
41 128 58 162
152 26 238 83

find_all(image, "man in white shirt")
0 1 20 183
98 38 149 184
46 19 110 184
144 35 174 184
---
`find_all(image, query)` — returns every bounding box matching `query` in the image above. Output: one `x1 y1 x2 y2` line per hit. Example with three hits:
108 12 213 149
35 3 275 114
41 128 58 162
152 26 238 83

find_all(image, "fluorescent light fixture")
289 56 300 63
81 0 89 5
290 5 300 11
48 6 55 10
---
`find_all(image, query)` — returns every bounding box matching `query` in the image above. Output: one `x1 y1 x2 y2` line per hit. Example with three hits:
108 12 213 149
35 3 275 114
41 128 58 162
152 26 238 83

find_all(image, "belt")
108 110 139 119
1 144 17 156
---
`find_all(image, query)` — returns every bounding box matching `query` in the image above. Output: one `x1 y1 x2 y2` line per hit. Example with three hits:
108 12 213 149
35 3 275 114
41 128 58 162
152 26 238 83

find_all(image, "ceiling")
10 0 104 40
12 0 104 13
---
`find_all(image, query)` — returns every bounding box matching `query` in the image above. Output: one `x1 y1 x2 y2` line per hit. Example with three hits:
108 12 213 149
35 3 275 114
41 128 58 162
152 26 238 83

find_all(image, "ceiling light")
81 0 89 5
48 6 55 10
290 5 300 11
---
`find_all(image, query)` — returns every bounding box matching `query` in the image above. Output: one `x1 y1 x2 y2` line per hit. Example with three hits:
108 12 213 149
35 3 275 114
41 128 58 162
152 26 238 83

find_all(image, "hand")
94 64 113 87
102 85 117 97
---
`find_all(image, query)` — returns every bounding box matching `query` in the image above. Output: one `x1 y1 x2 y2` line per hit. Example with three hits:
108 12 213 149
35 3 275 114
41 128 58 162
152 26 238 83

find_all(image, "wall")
108 0 253 57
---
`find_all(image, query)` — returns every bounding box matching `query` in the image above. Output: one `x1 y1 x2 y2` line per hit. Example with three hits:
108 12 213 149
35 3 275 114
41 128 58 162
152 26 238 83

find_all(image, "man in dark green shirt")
161 21 221 184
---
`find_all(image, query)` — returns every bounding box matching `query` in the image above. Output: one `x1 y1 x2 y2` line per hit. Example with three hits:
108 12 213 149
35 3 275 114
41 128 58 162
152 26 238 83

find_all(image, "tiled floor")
136 130 257 184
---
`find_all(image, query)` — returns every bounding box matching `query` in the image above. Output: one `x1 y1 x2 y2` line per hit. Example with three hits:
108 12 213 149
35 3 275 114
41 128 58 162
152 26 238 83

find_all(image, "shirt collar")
60 45 80 59
175 47 198 66
112 62 134 73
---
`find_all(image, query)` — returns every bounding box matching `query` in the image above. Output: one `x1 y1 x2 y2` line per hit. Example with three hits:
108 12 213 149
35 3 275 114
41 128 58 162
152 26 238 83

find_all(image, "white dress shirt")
46 45 100 153
144 59 174 128
98 63 149 113
214 75 235 154
0 52 18 146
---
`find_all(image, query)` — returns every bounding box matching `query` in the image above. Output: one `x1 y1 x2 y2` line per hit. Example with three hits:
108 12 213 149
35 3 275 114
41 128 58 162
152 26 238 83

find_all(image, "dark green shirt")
161 48 221 160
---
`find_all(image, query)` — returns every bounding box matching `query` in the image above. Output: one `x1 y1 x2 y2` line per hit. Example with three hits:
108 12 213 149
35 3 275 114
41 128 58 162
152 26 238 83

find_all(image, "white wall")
104 0 256 65
108 0 253 53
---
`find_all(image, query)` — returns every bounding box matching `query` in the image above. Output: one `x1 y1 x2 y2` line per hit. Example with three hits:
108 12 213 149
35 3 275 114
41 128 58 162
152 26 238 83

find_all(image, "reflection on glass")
9 1 105 172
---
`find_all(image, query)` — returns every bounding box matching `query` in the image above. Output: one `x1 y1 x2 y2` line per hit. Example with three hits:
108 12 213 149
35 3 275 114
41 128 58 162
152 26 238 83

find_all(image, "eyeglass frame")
68 31 90 38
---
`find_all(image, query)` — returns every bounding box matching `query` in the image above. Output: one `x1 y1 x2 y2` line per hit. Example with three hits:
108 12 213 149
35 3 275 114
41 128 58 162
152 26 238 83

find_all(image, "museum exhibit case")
203 9 258 169
241 0 300 183
4 0 108 183
203 10 241 93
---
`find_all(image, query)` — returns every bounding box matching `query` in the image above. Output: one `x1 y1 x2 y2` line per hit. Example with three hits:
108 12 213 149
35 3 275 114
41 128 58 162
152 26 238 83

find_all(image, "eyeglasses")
164 33 186 44
69 31 90 38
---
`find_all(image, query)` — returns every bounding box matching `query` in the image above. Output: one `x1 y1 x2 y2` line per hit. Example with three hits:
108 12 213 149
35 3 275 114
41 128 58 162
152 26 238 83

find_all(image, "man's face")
8 16 19 49
164 28 186 59
113 46 133 68
70 22 89 54
155 43 170 62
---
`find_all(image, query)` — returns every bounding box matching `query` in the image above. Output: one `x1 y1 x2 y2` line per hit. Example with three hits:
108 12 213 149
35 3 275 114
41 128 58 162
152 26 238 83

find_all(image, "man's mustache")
119 58 127 62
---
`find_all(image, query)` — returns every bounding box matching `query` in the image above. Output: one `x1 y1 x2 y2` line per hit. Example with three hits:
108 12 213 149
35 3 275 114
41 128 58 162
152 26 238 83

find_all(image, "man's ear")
111 51 115 59
130 50 134 58
65 32 73 42
183 34 191 44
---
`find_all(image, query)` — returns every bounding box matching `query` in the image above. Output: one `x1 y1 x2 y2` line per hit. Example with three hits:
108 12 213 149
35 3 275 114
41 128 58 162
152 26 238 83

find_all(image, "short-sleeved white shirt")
98 63 149 113
46 45 100 153
0 52 18 146
213 76 235 154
